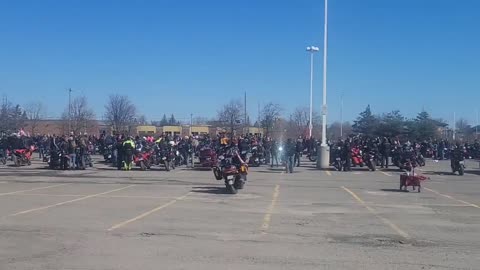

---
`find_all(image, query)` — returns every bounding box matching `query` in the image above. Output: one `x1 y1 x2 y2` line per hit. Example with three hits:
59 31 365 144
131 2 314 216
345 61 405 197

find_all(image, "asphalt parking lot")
0 157 479 270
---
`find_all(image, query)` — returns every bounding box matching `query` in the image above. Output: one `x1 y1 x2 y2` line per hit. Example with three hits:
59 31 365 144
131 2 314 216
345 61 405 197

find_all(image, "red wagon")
400 173 428 192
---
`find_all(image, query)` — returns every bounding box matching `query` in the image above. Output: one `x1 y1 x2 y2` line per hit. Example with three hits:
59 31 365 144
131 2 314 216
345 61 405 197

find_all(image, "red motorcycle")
351 147 364 167
12 146 35 167
199 147 217 168
213 155 248 194
134 149 152 171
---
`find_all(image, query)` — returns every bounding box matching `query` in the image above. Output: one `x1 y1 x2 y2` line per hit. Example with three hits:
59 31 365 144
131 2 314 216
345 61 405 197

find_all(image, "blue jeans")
286 155 294 173
69 153 76 169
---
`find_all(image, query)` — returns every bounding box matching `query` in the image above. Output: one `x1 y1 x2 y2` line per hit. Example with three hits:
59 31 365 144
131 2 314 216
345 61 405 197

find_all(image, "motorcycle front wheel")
165 161 170 171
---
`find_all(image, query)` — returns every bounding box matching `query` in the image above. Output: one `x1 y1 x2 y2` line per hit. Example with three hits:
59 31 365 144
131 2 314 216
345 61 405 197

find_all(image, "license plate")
228 180 233 185
459 161 464 165
227 175 234 180
108 155 111 158
162 157 167 160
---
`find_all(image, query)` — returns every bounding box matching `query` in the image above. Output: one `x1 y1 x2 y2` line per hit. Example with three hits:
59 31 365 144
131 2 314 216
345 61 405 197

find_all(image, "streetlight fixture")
306 46 319 139
317 0 329 169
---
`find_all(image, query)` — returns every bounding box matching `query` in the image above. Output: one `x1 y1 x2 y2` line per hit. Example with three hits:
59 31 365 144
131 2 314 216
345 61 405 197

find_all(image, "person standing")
294 137 303 167
270 140 279 167
122 136 135 171
285 138 296 173
380 137 391 169
67 134 76 170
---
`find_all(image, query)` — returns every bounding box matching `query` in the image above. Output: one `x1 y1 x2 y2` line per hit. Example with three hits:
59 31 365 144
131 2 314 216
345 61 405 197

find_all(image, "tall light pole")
475 109 479 139
318 0 329 169
453 112 456 141
68 88 72 134
306 46 319 138
340 91 344 138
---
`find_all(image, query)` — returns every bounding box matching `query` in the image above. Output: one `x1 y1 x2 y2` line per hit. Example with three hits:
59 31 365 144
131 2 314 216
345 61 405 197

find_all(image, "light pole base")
316 145 330 169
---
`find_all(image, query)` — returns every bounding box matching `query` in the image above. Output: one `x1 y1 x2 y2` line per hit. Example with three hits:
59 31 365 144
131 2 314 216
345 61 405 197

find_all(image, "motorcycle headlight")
279 147 283 151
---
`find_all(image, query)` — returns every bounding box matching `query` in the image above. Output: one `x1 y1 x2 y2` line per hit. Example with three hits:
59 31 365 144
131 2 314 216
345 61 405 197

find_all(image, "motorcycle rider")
451 142 465 170
122 136 135 171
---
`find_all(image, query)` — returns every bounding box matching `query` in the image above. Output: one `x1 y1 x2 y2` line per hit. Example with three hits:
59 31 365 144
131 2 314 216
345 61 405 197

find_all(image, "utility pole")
453 112 456 141
476 109 479 139
244 91 247 134
68 88 72 134
340 91 344 138
190 113 193 136
318 0 329 169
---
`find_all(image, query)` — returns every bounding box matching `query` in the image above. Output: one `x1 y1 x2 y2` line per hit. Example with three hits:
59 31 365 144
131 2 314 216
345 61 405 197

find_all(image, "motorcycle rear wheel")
459 166 464 176
226 183 237 194
140 161 146 171
12 155 20 167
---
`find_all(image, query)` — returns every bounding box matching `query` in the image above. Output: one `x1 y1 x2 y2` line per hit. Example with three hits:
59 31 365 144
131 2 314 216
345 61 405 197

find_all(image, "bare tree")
136 114 148 125
25 102 46 135
217 99 244 137
104 95 137 134
61 96 95 135
260 103 282 137
286 106 323 138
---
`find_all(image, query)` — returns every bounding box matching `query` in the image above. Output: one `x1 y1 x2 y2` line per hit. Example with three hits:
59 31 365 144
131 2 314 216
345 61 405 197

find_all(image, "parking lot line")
424 187 479 209
380 171 392 176
341 186 410 239
261 184 280 233
325 171 332 176
107 192 192 231
0 183 69 197
10 185 135 216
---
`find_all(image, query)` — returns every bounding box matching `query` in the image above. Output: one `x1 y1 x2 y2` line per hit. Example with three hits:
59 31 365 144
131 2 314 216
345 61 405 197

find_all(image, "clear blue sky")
0 0 479 125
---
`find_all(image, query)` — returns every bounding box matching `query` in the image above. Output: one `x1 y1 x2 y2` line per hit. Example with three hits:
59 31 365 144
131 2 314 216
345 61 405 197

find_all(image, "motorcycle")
48 149 69 170
199 146 217 168
103 144 113 163
451 150 465 176
158 147 175 171
134 150 152 171
11 146 34 167
351 147 364 167
213 155 248 194
363 150 377 171
332 146 343 171
249 145 265 167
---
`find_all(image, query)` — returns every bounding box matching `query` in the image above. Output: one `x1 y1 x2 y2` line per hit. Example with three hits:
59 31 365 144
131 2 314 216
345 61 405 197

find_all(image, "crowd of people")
1 129 479 174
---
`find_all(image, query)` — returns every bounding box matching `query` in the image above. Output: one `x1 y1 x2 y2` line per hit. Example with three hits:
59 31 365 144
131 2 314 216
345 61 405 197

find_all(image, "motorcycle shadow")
464 170 480 176
380 188 410 193
191 186 227 194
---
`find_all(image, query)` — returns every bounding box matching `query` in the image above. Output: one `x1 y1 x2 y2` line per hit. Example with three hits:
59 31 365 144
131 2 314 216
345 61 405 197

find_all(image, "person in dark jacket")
380 137 391 168
285 138 296 173
342 139 352 171
294 138 303 167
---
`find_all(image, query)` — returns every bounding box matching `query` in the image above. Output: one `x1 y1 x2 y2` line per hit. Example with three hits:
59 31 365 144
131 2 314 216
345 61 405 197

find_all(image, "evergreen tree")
352 105 378 136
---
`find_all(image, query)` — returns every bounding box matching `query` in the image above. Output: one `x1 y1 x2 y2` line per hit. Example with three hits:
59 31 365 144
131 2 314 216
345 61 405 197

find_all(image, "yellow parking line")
261 184 280 233
11 185 135 216
0 183 69 196
108 192 191 231
380 171 392 177
325 171 332 176
341 186 410 239
424 187 479 209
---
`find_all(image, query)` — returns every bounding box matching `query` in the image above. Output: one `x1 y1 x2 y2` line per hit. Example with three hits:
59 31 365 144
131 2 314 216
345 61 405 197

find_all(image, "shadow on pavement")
464 170 480 176
191 186 226 194
380 188 409 193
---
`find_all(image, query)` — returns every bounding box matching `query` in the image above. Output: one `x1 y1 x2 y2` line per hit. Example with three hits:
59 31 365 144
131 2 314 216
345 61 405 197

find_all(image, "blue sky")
0 0 479 125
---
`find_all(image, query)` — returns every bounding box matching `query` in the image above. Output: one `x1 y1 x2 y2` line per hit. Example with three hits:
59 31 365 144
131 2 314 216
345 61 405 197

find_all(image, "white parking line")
0 183 69 196
11 185 135 216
